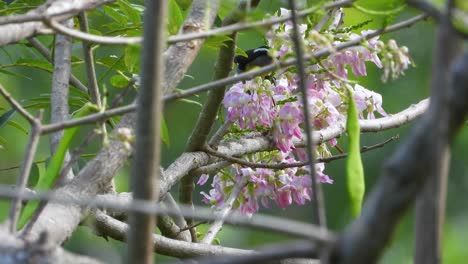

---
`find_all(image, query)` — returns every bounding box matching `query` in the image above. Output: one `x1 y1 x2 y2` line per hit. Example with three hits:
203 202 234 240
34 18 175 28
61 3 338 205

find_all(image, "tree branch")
0 0 114 46
202 136 398 169
0 83 36 124
414 4 463 263
8 112 42 233
287 0 325 229
127 0 166 262
93 210 253 258
333 48 468 264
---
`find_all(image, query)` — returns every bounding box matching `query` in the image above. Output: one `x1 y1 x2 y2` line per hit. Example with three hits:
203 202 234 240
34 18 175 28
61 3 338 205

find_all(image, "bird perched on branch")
234 46 273 75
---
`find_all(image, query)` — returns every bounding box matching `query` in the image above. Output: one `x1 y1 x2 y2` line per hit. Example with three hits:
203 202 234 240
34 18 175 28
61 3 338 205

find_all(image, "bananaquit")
234 46 273 75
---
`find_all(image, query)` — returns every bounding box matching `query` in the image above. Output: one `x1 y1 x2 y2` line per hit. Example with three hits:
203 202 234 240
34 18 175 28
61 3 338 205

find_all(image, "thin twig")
0 187 335 242
288 0 326 228
203 135 398 169
0 83 36 124
110 79 136 108
78 12 101 107
8 111 42 233
208 121 233 146
45 18 142 45
179 221 207 232
40 104 135 134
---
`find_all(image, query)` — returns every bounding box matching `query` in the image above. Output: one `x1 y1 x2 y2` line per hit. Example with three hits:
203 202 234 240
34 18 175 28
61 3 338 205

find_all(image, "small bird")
234 46 273 75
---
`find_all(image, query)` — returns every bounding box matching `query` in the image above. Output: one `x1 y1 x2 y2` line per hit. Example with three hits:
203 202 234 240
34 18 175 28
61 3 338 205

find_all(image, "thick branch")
414 6 463 264
0 0 113 46
127 0 166 262
93 211 253 258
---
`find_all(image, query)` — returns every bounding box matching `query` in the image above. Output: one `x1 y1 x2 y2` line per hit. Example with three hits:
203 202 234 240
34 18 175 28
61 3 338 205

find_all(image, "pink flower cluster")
198 153 333 216
199 8 413 215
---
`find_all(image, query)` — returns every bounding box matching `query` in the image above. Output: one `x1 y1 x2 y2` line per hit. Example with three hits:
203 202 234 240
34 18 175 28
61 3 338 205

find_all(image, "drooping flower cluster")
198 8 413 215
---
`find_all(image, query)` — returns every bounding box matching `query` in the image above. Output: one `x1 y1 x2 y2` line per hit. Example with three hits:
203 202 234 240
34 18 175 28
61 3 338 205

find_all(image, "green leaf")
175 0 192 10
235 46 248 58
205 35 233 50
27 163 40 188
6 120 28 135
168 0 183 35
0 135 6 150
0 109 15 129
110 74 130 88
345 87 365 217
343 0 406 30
103 5 127 25
19 103 99 228
13 58 53 72
124 44 141 73
161 117 170 147
118 0 142 24
0 68 32 80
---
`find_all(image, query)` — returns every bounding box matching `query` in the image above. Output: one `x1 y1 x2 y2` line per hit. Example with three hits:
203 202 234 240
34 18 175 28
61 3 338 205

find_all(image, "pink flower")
197 174 209 185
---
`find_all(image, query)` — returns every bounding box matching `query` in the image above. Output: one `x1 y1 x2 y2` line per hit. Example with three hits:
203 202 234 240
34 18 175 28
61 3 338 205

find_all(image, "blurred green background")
0 0 467 263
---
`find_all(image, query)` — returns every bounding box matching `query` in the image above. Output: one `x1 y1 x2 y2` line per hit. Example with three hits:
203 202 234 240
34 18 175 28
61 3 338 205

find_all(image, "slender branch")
40 104 135 135
201 176 247 244
93 211 254 258
414 5 463 263
160 193 191 241
287 0 325 228
157 214 191 242
165 14 428 102
0 0 115 46
0 0 114 26
45 18 142 45
49 19 74 184
78 12 101 107
110 79 136 108
203 136 398 169
179 221 207 232
27 38 88 93
0 83 36 124
127 0 166 262
208 121 233 146
8 112 42 233
0 187 335 242
39 1 354 46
